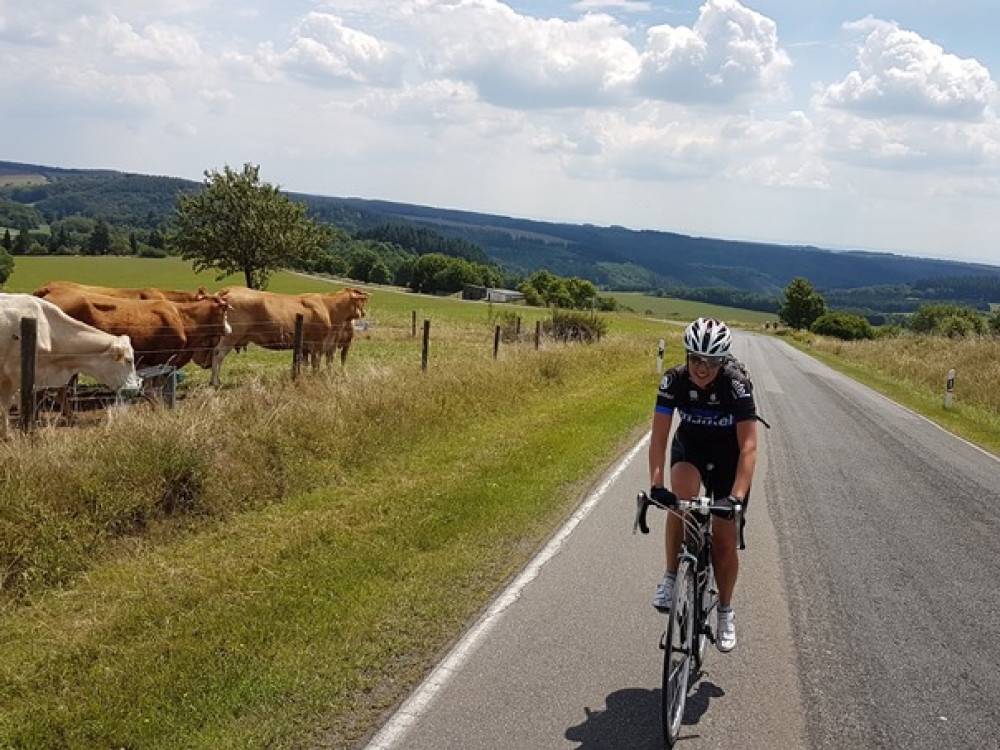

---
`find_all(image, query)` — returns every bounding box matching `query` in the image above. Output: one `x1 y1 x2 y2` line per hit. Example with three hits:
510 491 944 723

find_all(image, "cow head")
346 288 370 320
202 294 233 338
102 335 143 392
188 292 231 369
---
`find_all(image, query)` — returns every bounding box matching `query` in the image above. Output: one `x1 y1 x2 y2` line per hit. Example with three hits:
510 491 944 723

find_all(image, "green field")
4 255 549 327
4 255 250 294
6 257 775 325
4 256 571 383
609 290 776 325
0 174 46 188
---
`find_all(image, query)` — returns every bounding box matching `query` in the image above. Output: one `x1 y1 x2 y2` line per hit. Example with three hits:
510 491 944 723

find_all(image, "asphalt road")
361 332 1000 750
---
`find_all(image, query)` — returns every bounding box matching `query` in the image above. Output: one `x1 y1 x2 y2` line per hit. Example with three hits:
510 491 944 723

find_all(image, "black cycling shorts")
670 433 751 514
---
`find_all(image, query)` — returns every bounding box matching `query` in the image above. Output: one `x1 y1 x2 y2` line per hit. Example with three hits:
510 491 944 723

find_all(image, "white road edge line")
363 433 651 750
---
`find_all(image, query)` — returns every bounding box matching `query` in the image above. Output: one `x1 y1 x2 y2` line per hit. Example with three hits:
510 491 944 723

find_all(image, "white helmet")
683 317 732 356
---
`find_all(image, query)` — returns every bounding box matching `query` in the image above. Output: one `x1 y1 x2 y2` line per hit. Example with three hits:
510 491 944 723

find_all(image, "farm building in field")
463 285 525 303
462 284 487 301
486 288 525 303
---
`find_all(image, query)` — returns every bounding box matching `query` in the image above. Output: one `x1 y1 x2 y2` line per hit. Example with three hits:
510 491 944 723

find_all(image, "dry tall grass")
0 336 649 606
808 333 1000 414
0 329 661 749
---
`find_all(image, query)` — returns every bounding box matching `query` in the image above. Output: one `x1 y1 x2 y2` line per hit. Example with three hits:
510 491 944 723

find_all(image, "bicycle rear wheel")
661 559 695 746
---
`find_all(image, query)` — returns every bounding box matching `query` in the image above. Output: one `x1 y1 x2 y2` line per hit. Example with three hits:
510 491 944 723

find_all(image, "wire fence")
6 309 553 433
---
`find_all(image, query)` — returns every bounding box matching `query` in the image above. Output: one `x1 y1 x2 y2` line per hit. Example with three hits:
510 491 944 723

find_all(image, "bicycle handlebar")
633 490 745 550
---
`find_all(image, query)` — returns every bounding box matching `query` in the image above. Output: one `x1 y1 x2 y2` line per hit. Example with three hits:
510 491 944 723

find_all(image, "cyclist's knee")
670 462 700 496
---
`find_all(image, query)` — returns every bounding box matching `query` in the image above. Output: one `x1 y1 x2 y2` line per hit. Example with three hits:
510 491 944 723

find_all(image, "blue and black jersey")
655 363 757 454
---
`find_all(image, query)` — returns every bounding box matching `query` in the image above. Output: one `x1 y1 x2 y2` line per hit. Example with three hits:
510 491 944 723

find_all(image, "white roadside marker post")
944 368 956 409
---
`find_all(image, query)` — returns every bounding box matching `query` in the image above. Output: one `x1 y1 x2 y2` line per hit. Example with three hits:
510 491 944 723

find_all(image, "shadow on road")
564 675 726 748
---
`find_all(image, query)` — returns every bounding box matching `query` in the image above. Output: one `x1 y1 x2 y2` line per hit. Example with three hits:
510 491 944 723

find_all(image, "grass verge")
0 336 666 749
783 332 1000 457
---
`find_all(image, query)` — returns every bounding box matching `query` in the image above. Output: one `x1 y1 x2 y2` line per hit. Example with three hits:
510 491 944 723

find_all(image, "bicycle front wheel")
662 559 695 746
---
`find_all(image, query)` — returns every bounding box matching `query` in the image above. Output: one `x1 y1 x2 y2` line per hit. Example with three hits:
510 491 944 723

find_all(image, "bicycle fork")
698 568 719 646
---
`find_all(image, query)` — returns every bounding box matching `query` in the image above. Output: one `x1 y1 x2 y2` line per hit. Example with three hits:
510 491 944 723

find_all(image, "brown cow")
303 287 370 367
35 280 212 303
208 287 334 386
35 287 231 370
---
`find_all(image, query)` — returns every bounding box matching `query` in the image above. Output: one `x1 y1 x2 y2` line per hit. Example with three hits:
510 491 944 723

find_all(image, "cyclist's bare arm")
649 410 672 488
731 419 757 500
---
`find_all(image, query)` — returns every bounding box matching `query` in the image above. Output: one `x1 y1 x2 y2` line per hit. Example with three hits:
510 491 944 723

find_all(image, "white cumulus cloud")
411 2 639 108
821 17 997 120
88 14 205 70
635 0 791 105
280 12 404 87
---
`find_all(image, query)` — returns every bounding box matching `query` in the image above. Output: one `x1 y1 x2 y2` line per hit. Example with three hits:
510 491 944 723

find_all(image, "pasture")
5 256 558 385
0 173 46 189
3 255 239 293
608 290 777 325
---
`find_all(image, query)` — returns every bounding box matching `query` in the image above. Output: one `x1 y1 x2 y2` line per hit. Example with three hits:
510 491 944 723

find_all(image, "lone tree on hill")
780 276 827 329
170 163 325 289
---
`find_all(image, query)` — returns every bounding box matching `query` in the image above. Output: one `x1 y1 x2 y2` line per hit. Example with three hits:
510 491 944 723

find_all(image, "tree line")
779 277 1000 339
653 286 779 313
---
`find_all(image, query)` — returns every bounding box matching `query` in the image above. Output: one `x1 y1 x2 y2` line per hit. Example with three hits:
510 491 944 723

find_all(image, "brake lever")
633 491 651 535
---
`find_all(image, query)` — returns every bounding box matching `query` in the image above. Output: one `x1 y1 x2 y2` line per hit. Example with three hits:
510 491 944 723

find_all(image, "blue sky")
2 1 1000 267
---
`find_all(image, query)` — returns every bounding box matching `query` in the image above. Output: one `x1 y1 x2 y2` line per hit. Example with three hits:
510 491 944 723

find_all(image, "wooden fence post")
535 320 541 350
412 310 417 338
20 317 37 433
421 320 431 371
291 313 304 380
494 325 501 359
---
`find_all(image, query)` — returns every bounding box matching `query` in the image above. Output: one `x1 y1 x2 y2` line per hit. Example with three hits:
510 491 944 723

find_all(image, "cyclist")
648 317 759 652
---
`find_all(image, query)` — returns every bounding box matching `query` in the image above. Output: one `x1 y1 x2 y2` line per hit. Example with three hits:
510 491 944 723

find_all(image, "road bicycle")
634 485 745 748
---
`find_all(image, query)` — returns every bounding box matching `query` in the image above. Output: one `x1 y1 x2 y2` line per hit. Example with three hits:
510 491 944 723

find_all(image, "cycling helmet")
683 317 732 356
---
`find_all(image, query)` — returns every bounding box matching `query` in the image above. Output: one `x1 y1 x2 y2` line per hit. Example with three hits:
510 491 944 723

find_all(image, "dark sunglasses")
688 354 725 368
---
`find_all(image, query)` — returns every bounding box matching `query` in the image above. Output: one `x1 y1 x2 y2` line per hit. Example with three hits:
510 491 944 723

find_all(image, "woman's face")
687 353 724 388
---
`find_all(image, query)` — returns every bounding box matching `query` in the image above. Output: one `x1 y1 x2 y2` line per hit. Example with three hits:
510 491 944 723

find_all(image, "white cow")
1 294 142 433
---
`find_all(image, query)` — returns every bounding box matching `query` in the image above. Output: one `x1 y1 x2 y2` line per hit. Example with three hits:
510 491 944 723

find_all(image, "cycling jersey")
655 363 758 449
655 363 757 502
